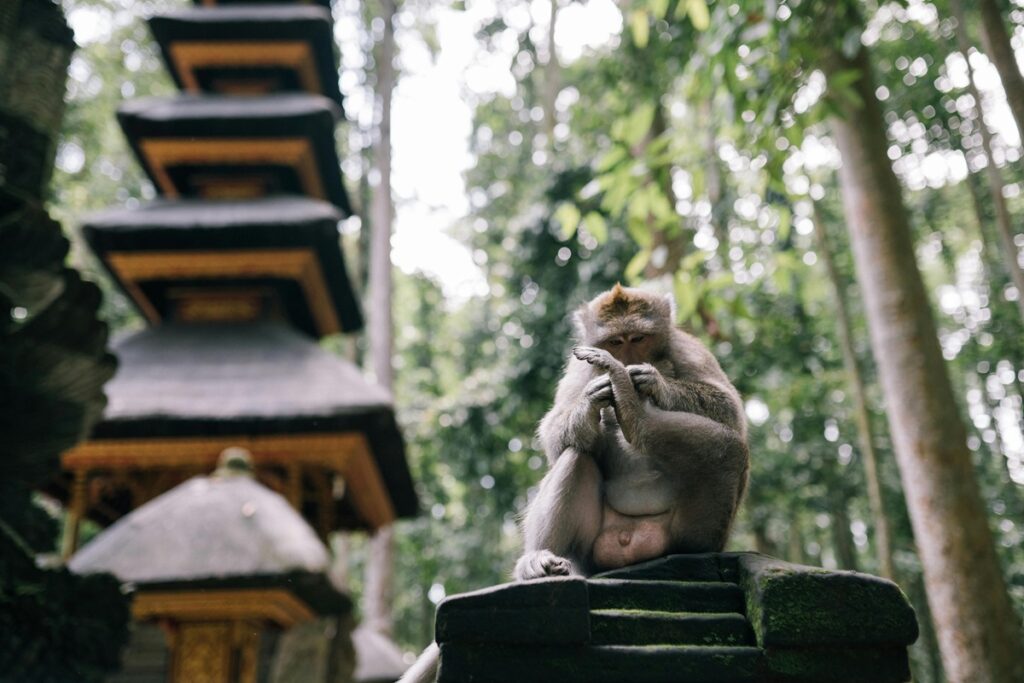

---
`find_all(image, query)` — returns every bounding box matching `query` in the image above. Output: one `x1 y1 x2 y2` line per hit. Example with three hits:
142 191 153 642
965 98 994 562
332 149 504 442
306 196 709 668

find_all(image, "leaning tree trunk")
951 0 1024 323
974 0 1024 148
811 202 895 580
823 45 1024 683
364 0 398 638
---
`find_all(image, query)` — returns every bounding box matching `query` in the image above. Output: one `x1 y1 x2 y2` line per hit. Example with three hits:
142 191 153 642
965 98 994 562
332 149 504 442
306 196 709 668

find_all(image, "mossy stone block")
590 610 754 646
594 553 740 582
737 554 918 648
588 579 746 613
436 577 589 645
437 643 764 683
763 646 911 683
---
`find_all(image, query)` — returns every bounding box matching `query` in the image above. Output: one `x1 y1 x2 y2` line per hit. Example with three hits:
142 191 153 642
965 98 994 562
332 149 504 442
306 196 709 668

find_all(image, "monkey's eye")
630 335 646 344
609 339 624 346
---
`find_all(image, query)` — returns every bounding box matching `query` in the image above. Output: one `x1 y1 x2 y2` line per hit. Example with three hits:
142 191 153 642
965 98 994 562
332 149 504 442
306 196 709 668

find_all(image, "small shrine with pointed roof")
54 0 417 680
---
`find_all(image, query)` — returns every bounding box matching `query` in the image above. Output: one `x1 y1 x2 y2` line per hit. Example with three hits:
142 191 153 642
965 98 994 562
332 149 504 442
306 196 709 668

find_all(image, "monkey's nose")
618 530 631 547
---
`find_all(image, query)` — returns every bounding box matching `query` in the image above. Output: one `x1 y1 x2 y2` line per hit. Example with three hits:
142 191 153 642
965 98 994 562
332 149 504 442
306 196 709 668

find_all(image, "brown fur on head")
573 285 676 361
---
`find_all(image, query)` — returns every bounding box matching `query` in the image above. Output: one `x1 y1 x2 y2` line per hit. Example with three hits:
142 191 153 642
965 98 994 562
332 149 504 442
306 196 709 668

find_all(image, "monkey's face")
599 332 658 365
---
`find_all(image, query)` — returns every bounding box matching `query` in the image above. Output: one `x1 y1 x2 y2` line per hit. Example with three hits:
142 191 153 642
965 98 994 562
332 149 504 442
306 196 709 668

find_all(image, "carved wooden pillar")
60 469 87 559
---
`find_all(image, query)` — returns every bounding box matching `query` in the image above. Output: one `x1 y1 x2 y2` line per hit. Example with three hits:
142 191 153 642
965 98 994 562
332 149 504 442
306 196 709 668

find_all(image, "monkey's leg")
515 448 603 580
640 407 750 550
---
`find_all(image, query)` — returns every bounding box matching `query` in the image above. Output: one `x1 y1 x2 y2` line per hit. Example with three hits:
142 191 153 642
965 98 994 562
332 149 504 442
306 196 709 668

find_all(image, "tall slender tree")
974 0 1024 146
364 0 398 638
811 201 895 580
950 0 1024 322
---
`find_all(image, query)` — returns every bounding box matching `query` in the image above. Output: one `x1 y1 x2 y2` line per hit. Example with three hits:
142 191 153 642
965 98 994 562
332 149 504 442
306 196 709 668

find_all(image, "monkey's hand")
584 374 613 412
514 550 575 581
627 363 668 405
573 346 620 370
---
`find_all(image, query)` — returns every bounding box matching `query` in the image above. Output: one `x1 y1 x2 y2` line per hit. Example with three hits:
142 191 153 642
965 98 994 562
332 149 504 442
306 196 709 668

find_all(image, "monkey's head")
574 284 676 365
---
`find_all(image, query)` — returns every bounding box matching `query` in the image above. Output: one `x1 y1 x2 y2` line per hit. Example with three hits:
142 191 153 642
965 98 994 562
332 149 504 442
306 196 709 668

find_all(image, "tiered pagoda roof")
149 5 343 104
58 0 416 559
118 94 351 212
83 197 361 336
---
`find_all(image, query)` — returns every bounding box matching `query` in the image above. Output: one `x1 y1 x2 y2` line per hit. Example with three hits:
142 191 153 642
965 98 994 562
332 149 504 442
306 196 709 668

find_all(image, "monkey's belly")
604 472 676 517
591 505 673 570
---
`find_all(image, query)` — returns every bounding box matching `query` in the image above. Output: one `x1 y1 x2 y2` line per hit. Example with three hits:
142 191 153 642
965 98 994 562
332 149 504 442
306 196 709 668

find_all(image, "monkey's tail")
397 642 439 683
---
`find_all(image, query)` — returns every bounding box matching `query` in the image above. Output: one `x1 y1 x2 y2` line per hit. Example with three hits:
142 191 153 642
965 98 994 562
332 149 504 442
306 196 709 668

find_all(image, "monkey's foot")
514 550 574 581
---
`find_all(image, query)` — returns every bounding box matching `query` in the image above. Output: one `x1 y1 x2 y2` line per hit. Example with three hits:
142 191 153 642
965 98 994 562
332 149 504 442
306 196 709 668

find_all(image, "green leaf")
686 0 710 31
626 216 654 248
630 10 650 49
674 272 700 322
597 145 629 173
553 203 581 240
622 102 656 147
582 212 609 244
650 0 670 20
625 249 651 281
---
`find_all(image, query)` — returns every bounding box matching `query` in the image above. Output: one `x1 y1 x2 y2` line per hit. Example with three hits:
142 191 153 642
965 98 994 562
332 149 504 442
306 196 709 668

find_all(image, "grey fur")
516 287 749 581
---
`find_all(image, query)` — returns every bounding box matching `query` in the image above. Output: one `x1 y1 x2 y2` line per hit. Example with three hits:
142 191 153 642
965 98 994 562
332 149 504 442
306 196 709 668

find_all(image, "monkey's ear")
662 292 678 323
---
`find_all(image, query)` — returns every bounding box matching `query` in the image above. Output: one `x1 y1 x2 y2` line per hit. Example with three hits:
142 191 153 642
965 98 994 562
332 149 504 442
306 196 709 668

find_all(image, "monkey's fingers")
573 346 614 368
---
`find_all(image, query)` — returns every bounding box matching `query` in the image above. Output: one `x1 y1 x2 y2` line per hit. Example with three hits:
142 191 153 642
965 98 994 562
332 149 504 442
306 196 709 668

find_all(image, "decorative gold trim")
138 138 326 202
134 589 314 628
169 41 320 95
105 248 342 335
63 432 396 529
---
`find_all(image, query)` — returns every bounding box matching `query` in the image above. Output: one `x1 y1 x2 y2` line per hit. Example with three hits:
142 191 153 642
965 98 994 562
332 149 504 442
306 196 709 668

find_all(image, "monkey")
513 284 749 580
398 285 748 683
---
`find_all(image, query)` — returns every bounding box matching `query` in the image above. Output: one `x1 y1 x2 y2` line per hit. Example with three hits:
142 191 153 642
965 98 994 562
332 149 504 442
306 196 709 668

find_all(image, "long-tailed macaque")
514 284 749 580
397 285 748 683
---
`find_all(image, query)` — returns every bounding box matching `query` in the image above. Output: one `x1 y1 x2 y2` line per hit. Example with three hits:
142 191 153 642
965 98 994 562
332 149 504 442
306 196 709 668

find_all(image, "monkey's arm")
572 346 645 444
537 359 611 463
628 364 745 436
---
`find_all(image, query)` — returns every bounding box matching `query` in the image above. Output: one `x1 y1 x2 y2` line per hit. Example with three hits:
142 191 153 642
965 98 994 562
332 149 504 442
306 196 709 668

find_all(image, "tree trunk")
974 0 1024 148
824 45 1024 683
542 0 559 146
811 202 895 580
364 0 398 638
951 0 1024 322
828 493 859 572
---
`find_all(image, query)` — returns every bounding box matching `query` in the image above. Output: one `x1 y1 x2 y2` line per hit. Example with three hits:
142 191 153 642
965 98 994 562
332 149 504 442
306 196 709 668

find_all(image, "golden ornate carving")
138 138 326 202
63 432 395 530
135 589 315 628
168 41 320 96
105 248 342 335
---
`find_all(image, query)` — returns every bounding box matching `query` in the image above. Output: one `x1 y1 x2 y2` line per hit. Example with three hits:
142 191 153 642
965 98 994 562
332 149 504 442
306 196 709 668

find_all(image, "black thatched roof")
149 6 343 106
82 197 363 335
117 94 351 214
69 466 350 615
92 321 417 519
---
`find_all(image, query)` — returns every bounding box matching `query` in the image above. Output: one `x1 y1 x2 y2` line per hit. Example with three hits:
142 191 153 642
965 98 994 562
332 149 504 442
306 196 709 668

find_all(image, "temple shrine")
58 0 416 681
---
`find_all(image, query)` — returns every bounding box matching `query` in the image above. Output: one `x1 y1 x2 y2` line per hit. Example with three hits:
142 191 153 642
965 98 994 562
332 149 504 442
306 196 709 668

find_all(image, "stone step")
588 579 746 614
591 609 755 647
437 643 763 683
592 553 740 582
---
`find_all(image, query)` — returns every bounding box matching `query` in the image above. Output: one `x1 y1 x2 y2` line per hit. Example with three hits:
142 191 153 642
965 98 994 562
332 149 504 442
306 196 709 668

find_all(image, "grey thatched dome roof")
70 464 328 583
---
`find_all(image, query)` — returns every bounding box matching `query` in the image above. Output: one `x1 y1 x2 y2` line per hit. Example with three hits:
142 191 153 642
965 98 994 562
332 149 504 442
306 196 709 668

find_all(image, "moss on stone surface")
737 554 918 648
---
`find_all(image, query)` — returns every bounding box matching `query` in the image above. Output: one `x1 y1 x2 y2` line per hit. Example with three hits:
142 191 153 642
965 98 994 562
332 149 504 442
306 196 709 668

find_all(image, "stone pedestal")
434 553 918 683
